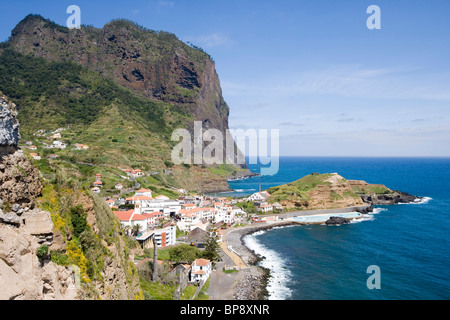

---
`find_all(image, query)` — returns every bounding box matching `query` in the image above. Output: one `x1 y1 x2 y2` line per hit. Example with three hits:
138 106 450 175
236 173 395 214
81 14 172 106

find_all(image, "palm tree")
132 224 141 236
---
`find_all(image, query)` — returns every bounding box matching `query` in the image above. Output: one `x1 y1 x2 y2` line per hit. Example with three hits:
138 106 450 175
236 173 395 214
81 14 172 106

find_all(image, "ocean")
228 157 450 300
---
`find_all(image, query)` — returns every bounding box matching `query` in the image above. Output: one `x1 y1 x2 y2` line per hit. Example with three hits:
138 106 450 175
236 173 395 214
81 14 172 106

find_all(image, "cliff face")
0 93 76 299
7 15 235 160
0 93 141 300
0 93 42 208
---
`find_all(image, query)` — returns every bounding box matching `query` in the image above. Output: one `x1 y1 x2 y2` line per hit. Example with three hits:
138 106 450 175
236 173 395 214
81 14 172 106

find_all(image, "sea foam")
244 232 293 300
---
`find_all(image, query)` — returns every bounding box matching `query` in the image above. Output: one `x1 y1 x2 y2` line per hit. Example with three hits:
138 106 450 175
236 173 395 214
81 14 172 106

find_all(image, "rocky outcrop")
359 192 420 205
0 222 77 300
0 93 78 300
348 179 421 205
0 94 42 207
325 216 351 226
0 94 20 147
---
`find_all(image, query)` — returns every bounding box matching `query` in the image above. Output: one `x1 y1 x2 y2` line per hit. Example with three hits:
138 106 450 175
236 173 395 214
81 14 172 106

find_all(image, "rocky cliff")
0 93 77 299
0 93 142 300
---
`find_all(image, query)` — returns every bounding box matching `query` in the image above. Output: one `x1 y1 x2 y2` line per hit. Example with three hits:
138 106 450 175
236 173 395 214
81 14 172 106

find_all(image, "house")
135 188 153 198
30 153 41 160
28 145 37 150
52 140 67 149
181 203 196 210
272 202 283 211
52 133 61 139
74 143 88 150
105 199 115 208
25 141 33 145
177 211 200 232
93 181 103 187
188 227 209 247
257 204 273 213
114 210 148 232
91 187 101 194
190 259 212 283
115 183 123 190
154 195 170 201
132 169 145 178
248 191 271 202
49 154 58 160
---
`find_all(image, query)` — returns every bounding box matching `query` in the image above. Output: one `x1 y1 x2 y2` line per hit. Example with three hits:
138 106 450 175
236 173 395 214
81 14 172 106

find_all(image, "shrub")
70 205 87 238
37 245 49 259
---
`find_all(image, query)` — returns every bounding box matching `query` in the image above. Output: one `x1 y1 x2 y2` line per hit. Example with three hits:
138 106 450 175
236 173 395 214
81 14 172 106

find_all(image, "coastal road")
207 248 242 300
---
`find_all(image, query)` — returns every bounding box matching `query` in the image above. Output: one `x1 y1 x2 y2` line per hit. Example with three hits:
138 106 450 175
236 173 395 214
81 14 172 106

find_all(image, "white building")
52 140 67 149
248 191 271 202
135 188 153 197
190 259 212 283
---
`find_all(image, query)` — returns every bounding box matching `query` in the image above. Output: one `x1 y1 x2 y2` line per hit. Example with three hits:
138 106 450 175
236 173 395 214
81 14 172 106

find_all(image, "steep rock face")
0 93 42 207
0 94 20 147
6 15 239 165
0 93 77 300
0 223 77 300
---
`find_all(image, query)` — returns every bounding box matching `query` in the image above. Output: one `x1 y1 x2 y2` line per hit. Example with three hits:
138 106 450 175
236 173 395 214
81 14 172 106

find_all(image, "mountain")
0 14 249 193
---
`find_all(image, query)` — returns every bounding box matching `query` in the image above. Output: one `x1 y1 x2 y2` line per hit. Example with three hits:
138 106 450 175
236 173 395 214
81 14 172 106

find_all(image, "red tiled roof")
114 210 147 221
194 270 206 275
194 259 211 266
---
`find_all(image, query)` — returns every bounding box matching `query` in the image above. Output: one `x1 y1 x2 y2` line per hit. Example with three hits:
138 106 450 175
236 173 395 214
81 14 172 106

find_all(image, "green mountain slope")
0 14 249 193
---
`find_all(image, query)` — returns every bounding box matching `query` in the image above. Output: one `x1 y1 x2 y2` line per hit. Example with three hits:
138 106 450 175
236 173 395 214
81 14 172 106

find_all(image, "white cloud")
187 33 233 48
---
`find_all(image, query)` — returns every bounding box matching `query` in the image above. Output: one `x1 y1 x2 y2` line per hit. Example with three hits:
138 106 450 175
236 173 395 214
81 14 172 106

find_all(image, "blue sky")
1 0 449 157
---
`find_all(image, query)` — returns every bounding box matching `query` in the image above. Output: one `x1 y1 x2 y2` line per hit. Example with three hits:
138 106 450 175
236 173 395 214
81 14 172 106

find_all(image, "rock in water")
326 216 351 226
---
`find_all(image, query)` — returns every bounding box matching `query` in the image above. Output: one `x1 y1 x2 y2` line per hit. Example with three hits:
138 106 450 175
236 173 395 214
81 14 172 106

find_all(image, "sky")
0 0 449 157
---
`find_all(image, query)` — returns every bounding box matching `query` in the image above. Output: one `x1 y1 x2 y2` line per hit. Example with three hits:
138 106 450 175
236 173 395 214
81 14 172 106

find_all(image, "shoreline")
224 221 298 300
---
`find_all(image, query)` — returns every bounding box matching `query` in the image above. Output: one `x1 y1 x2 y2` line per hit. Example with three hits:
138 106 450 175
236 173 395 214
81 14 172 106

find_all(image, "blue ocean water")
229 157 450 300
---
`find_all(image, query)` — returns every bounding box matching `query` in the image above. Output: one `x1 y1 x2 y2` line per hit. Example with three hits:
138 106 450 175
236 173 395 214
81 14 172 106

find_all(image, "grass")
195 279 210 300
223 269 239 274
140 279 176 300
180 284 197 300
267 173 333 203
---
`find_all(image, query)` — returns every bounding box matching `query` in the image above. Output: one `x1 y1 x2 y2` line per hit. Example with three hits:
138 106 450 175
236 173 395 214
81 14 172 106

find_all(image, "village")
22 127 285 295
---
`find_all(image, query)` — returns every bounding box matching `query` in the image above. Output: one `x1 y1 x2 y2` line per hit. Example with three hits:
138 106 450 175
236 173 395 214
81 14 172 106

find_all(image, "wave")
244 233 293 300
372 208 388 214
412 197 432 205
233 188 257 192
397 197 432 205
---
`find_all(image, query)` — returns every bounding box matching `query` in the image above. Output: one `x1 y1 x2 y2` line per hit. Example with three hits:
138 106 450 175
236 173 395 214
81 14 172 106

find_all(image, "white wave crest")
372 208 388 214
413 197 432 204
244 233 293 300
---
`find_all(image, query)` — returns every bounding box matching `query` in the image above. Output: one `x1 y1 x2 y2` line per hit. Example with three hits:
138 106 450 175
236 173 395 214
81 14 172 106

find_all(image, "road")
207 247 242 300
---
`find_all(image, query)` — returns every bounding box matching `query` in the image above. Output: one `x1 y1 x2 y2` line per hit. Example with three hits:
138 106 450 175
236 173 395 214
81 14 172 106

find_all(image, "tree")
168 244 201 264
132 224 142 236
70 205 87 238
203 220 221 263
